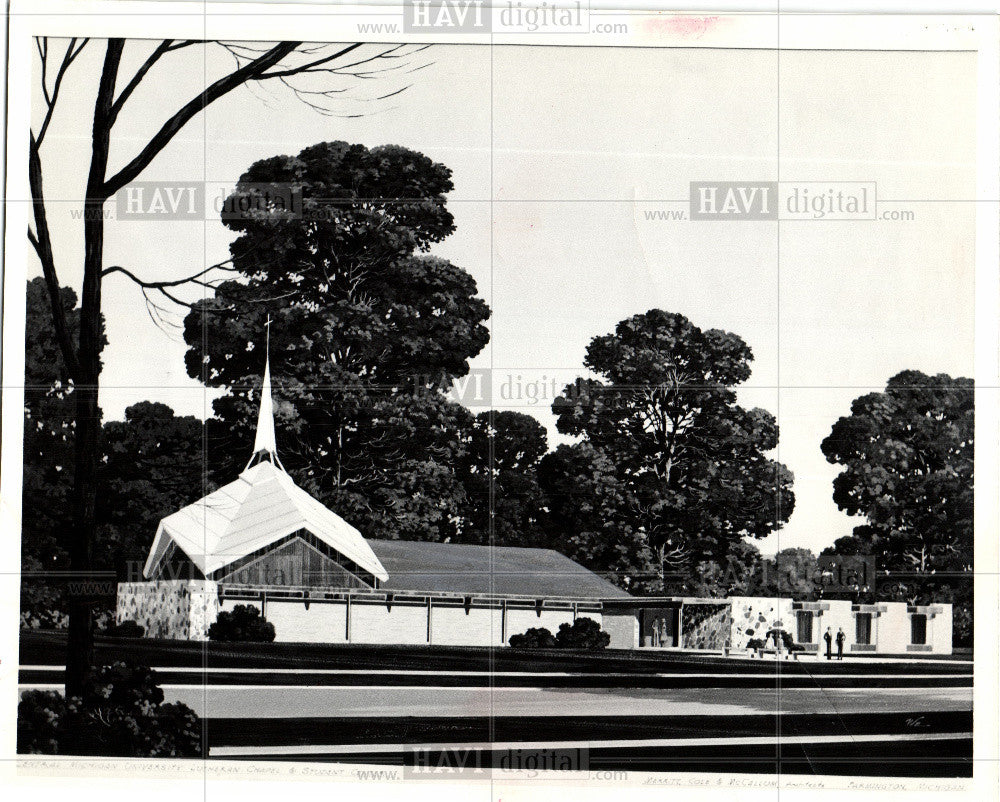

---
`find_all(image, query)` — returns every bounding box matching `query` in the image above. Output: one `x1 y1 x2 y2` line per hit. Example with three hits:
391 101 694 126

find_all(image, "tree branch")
28 133 81 380
107 40 174 126
255 42 365 79
102 258 235 286
35 37 88 148
102 41 301 197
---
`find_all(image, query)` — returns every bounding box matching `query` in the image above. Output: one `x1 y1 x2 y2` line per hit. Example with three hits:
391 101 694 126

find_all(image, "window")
855 613 872 645
910 614 927 645
796 611 814 643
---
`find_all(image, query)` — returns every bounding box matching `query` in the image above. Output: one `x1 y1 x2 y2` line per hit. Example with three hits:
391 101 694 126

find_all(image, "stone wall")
117 581 218 640
729 596 795 650
680 602 730 650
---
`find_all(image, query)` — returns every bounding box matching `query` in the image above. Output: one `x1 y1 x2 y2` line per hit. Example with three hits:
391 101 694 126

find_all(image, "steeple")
247 316 284 470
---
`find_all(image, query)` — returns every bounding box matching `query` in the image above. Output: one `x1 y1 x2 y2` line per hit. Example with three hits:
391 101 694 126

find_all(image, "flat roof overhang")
216 585 738 610
217 583 610 606
600 596 733 609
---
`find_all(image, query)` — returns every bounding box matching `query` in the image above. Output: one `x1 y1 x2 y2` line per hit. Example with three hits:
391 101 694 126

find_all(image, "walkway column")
345 594 351 642
427 597 433 644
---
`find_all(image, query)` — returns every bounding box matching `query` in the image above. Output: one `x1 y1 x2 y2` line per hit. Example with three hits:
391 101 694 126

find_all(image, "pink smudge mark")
643 15 724 40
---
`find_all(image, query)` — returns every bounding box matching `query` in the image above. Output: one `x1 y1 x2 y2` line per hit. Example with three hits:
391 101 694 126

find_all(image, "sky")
29 41 976 555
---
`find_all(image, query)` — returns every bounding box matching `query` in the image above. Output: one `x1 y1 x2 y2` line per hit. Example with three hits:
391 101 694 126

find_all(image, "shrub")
20 583 67 630
208 604 275 642
509 627 557 648
19 607 69 631
17 662 201 757
555 617 610 650
102 619 145 638
20 597 113 632
17 691 67 754
745 638 765 651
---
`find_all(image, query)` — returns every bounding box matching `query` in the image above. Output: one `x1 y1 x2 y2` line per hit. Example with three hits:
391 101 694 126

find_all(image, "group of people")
824 626 846 660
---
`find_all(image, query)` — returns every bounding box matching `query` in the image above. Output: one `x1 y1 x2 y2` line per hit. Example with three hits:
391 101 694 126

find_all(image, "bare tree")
28 37 428 695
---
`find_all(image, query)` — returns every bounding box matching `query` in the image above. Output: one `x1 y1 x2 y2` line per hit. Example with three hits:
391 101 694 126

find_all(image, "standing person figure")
823 627 833 660
836 627 846 660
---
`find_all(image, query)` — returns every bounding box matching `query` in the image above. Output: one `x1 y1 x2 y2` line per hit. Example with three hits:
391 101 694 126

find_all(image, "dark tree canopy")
98 401 205 575
756 547 820 601
538 442 657 591
23 281 203 580
548 310 794 586
22 278 98 571
457 411 549 547
821 370 973 647
198 141 486 386
821 370 973 577
184 142 492 541
686 540 764 599
820 530 877 558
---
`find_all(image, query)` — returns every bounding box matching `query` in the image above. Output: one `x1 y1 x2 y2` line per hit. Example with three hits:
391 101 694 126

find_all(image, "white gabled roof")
143 460 388 581
143 337 387 584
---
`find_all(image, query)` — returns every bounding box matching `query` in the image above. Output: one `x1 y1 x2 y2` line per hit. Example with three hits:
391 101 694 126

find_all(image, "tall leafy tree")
457 411 548 546
757 547 820 600
184 142 491 541
23 281 202 610
98 402 205 577
820 371 973 641
538 443 657 591
22 278 100 574
549 310 794 586
686 540 765 599
819 528 877 558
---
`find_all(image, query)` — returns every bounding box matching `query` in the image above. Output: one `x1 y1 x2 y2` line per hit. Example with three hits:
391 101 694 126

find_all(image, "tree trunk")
65 382 99 696
64 39 123 697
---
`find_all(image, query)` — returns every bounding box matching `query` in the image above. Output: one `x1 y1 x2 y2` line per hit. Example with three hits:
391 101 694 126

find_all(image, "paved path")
86 683 968 719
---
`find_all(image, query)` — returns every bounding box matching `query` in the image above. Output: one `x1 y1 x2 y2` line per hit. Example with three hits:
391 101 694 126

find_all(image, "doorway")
640 607 680 647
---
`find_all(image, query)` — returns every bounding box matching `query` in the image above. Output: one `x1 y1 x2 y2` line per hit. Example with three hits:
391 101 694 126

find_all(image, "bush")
19 583 69 630
17 691 66 754
508 618 612 650
102 619 145 638
555 617 610 650
208 604 275 642
17 662 201 757
19 593 113 632
778 630 805 652
745 638 765 651
509 627 557 648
